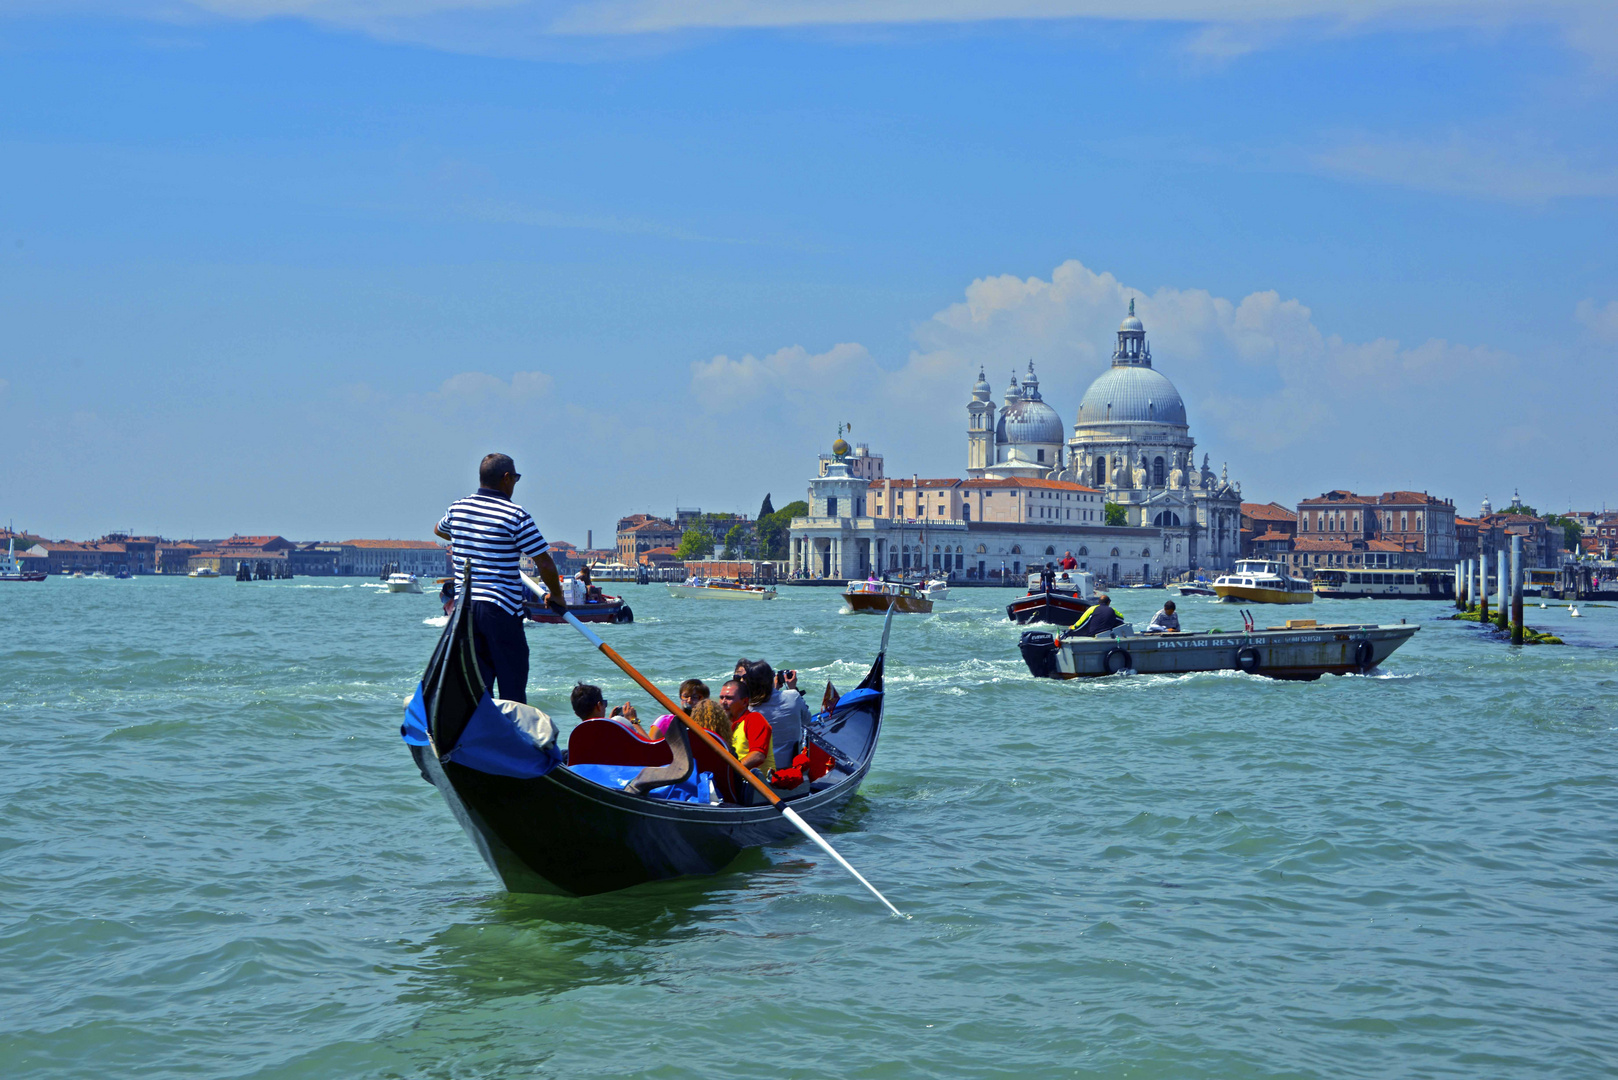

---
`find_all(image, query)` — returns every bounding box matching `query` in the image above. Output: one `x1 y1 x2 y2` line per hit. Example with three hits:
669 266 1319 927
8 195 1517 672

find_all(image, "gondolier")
435 453 565 703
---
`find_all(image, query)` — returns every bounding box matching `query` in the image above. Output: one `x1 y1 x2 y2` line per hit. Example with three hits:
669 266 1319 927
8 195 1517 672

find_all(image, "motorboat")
843 578 933 614
1178 583 1217 597
0 537 45 582
918 578 950 600
401 573 890 895
667 579 777 600
386 572 424 594
1212 559 1313 605
188 567 220 578
1007 569 1095 625
1019 618 1419 682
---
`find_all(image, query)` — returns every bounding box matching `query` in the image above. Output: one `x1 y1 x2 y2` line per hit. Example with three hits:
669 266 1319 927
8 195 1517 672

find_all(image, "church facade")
967 302 1244 571
787 303 1244 581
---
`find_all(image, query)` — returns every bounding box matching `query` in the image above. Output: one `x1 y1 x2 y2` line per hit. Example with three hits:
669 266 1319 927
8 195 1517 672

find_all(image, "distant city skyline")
1 4 1613 544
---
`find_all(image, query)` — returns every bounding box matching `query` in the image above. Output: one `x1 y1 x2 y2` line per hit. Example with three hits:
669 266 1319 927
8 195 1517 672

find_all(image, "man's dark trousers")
472 601 529 703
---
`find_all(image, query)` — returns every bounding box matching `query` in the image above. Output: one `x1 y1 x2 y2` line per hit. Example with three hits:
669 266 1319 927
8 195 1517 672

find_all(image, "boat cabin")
1026 568 1095 598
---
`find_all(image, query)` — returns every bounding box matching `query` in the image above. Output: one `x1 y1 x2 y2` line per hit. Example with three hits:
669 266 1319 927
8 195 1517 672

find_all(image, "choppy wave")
4 581 1618 1079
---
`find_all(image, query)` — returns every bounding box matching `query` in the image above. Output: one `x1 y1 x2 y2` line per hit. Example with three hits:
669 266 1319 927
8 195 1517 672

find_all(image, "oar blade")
780 805 906 918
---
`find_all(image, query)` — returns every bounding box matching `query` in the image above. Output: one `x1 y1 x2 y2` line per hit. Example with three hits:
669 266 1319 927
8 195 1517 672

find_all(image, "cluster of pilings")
1454 535 1527 645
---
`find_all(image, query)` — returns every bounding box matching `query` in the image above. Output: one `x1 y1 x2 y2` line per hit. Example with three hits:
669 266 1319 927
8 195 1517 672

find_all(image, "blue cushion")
567 763 714 803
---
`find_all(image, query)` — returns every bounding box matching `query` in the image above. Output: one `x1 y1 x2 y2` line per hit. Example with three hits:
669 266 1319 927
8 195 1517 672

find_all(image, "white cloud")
1313 135 1618 203
12 0 1618 62
431 369 553 406
1576 298 1618 343
688 257 1537 501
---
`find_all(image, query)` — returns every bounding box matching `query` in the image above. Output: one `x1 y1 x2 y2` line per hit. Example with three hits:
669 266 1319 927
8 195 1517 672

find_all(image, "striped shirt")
437 488 550 615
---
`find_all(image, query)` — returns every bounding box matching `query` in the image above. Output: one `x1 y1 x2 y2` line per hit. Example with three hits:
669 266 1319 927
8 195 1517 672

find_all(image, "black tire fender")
1235 645 1261 673
1354 639 1375 671
1103 646 1132 675
614 605 635 624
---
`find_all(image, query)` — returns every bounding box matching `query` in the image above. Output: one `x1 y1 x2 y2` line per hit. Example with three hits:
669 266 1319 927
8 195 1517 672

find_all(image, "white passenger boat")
919 578 950 600
666 579 776 600
1312 568 1455 600
587 562 642 583
188 567 220 578
1020 619 1418 682
386 572 424 594
1212 559 1313 605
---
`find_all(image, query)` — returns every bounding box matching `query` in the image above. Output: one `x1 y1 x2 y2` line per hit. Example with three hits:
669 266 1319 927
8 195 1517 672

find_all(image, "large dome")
1076 365 1187 427
996 397 1065 444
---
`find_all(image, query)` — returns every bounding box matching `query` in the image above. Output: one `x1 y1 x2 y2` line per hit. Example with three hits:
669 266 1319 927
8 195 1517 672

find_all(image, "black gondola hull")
413 741 875 895
408 570 888 896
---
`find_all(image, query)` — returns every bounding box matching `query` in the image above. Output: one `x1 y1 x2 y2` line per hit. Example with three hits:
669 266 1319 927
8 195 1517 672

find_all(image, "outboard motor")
1019 630 1061 679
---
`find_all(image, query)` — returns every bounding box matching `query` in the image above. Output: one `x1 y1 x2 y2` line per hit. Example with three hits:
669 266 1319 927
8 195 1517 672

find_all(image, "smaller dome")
831 437 850 458
1120 314 1144 332
973 367 991 394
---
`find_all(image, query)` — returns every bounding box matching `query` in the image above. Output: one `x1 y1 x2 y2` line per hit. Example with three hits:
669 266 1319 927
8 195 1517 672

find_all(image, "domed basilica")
966 301 1244 569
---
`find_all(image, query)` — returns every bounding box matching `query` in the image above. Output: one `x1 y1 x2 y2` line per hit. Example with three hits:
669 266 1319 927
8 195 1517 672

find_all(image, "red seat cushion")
566 719 674 768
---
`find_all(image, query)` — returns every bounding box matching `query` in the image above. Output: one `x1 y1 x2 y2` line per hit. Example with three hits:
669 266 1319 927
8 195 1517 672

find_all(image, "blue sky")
2 2 1615 545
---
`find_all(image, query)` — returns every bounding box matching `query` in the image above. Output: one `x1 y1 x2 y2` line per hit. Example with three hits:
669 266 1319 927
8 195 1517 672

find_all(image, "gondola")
402 572 889 896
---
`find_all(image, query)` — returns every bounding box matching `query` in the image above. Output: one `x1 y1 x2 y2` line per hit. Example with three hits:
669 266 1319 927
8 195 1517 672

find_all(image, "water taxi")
1019 619 1418 682
1007 569 1095 625
844 578 933 614
1212 559 1312 604
386 572 424 594
188 567 220 578
1312 568 1453 600
667 579 776 600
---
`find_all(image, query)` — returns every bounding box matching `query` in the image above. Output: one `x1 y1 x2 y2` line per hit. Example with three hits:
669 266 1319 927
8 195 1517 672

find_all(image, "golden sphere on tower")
831 436 851 458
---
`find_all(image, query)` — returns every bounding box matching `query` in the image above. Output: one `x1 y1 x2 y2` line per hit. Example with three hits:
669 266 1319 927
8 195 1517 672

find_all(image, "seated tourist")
1144 600 1180 634
718 677 772 772
686 698 733 745
649 678 711 739
571 682 650 739
1065 594 1125 638
745 661 809 772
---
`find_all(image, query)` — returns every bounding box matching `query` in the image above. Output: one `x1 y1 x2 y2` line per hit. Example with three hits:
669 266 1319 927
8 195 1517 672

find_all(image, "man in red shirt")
718 678 772 771
1060 551 1078 570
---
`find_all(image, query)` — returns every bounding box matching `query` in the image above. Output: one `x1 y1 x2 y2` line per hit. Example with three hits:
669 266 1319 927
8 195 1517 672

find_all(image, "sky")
2 1 1615 546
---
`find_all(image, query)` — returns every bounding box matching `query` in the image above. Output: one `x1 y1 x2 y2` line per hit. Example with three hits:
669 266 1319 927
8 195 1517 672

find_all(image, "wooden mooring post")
1454 561 1464 610
1478 552 1490 623
1511 535 1524 646
1495 547 1510 631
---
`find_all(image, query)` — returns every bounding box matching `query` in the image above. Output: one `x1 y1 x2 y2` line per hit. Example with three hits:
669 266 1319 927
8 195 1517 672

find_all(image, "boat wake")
423 615 449 628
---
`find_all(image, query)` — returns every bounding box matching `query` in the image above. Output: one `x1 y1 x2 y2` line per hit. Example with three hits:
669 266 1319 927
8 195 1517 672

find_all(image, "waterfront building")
335 539 448 577
1293 490 1458 568
1241 502 1297 558
615 515 681 564
788 437 1160 584
961 302 1245 570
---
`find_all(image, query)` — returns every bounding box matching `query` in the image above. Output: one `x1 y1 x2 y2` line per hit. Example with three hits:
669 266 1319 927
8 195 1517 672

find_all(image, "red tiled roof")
1291 538 1356 552
630 519 679 533
1242 502 1295 520
337 539 446 549
1299 490 1375 506
1251 530 1294 543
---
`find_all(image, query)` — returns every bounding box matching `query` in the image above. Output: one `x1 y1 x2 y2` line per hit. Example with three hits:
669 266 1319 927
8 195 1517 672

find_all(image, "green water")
4 578 1617 1078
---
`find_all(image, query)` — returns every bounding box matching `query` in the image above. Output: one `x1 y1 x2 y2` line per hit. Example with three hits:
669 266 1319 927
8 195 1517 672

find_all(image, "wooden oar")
522 573 904 917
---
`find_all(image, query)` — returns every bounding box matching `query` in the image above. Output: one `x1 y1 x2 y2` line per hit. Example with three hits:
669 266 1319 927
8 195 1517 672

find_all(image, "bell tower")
966 367 994 478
